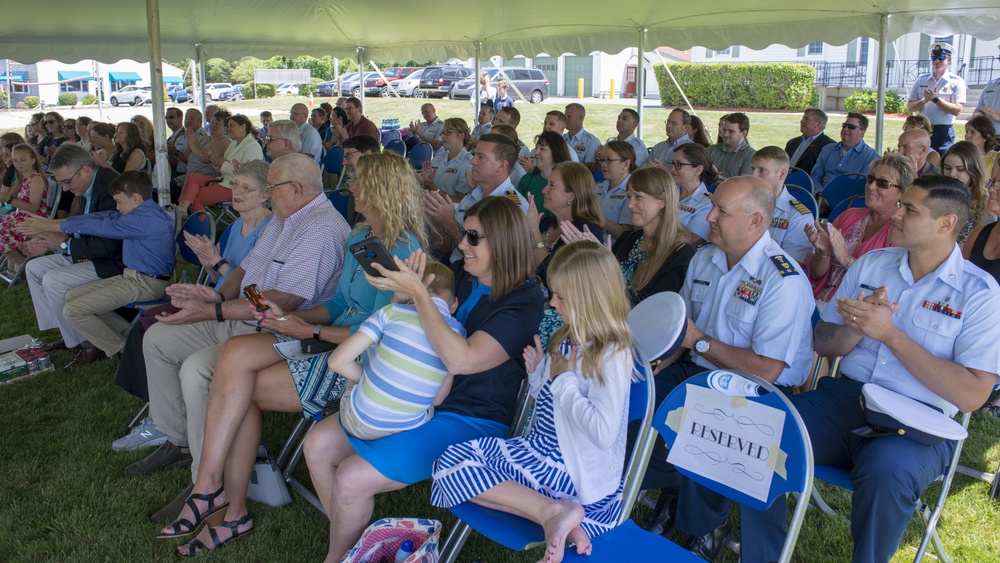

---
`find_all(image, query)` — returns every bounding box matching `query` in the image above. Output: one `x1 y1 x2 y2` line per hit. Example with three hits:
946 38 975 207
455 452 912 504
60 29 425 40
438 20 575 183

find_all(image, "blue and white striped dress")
430 379 624 538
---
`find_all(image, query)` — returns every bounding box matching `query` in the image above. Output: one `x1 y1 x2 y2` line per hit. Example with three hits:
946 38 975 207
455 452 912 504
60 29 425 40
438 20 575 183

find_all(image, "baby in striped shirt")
328 262 465 440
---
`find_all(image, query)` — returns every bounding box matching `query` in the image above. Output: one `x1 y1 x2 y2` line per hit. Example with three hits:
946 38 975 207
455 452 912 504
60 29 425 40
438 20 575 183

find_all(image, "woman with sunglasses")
305 196 543 562
39 112 67 165
26 112 44 148
595 140 636 240
942 141 996 242
178 113 263 216
805 154 916 307
157 152 426 556
669 143 718 246
60 119 81 144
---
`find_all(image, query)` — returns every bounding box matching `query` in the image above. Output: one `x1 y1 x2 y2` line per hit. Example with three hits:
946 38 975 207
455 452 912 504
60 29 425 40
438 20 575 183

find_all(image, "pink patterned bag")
340 517 441 563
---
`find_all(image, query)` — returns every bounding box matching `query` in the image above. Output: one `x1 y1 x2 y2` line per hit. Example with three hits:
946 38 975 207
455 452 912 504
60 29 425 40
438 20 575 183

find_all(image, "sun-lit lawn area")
0 94 996 562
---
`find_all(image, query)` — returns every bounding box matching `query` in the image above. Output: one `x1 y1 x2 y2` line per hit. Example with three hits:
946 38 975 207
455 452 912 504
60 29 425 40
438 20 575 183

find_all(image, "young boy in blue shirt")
18 170 175 363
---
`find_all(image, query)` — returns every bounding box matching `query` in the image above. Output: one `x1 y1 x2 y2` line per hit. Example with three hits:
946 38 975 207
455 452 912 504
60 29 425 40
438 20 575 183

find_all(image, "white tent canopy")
2 1 998 64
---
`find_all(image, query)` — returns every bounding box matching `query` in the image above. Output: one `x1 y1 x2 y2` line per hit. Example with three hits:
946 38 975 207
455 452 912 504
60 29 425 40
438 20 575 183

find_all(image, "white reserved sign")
666 384 786 502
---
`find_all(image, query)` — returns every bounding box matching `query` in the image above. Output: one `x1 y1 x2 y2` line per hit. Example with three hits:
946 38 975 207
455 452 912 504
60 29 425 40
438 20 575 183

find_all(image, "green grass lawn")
0 97 996 562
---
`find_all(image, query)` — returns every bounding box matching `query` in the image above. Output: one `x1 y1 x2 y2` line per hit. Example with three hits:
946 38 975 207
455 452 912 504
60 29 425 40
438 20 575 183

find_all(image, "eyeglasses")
264 135 287 143
54 166 83 186
43 120 57 125
441 129 457 136
61 124 75 130
841 123 862 130
343 150 361 161
229 180 260 194
264 180 294 193
930 55 948 61
596 157 627 165
459 228 487 246
866 174 899 189
667 161 696 170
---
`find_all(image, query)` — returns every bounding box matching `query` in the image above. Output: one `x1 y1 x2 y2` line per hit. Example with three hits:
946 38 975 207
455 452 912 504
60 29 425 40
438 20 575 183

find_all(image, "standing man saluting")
907 43 966 155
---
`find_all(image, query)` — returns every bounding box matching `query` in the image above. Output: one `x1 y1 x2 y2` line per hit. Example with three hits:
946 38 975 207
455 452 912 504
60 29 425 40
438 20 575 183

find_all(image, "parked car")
395 69 425 97
449 67 550 103
167 85 192 103
276 83 299 96
364 67 420 97
109 85 153 107
203 82 233 101
419 65 474 98
315 79 339 97
340 72 379 97
216 84 244 102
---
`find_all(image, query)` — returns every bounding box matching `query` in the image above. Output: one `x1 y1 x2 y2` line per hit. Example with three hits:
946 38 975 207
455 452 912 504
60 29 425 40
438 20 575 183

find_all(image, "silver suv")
109 85 153 107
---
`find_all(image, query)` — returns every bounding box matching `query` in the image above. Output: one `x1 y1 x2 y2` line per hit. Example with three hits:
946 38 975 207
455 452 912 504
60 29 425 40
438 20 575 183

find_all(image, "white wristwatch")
694 335 713 356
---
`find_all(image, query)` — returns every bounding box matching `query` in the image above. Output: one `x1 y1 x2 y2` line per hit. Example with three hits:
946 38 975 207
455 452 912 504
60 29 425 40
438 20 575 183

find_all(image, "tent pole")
474 41 482 126
357 46 365 113
94 61 104 121
196 43 206 114
5 59 11 116
875 14 888 153
145 0 171 206
636 27 646 141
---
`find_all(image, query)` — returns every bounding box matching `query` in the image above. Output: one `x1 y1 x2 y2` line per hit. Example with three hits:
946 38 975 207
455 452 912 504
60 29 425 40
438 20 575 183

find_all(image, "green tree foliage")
654 63 816 111
204 58 233 83
843 89 906 114
82 94 97 105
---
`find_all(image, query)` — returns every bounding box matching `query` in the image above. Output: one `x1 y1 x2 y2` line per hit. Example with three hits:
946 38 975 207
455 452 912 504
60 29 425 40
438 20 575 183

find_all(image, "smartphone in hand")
349 236 399 277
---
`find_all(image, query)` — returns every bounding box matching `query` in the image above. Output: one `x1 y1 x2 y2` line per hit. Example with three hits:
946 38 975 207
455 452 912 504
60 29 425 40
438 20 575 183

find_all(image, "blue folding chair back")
786 168 815 194
565 371 814 563
407 142 433 169
176 211 215 268
785 185 819 220
323 147 345 177
820 172 866 211
328 189 350 222
827 194 867 223
384 138 406 157
381 129 402 146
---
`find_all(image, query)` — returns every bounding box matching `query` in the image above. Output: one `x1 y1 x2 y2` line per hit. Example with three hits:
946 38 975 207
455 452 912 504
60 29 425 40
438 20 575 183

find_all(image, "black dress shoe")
685 522 733 562
646 493 677 536
40 338 67 352
62 346 104 372
124 441 192 478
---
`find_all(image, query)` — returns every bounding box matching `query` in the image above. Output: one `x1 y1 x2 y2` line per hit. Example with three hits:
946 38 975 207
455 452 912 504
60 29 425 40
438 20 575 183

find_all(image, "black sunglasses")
930 54 948 61
866 174 899 190
841 123 861 130
460 228 487 246
43 119 57 125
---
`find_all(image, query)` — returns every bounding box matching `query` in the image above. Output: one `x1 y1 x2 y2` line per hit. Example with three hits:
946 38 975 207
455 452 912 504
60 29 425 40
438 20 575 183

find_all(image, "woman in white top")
178 113 264 215
669 143 718 246
431 240 635 563
421 117 474 200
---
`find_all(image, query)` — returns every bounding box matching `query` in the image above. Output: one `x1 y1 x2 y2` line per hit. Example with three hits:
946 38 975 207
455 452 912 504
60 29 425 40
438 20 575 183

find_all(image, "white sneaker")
112 417 168 451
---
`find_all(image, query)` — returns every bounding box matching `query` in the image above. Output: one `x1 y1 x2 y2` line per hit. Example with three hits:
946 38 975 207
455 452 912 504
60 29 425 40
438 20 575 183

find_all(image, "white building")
1 59 186 107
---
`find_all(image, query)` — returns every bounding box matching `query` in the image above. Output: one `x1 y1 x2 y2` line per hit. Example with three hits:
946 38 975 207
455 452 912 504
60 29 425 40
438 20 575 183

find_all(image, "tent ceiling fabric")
2 1 998 64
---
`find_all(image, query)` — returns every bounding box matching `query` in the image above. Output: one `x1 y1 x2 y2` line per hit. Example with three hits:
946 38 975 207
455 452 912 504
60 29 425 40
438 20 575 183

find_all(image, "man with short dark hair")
810 111 879 190
471 105 494 146
606 108 648 166
784 108 835 173
289 103 323 164
310 107 330 142
23 144 123 368
738 175 1000 563
708 112 755 180
751 146 814 264
330 96 380 143
649 108 692 169
907 43 967 154
257 110 273 143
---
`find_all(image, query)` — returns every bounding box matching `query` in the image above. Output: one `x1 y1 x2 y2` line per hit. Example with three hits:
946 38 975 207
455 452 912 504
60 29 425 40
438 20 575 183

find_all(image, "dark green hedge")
57 93 79 106
843 89 906 114
654 63 816 111
241 82 276 99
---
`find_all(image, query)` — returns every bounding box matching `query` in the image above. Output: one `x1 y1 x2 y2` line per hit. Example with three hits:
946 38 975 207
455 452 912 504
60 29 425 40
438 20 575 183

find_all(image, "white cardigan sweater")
528 345 632 505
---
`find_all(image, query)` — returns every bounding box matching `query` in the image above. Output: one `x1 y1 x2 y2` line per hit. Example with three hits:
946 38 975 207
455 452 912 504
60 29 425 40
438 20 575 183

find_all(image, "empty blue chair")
328 189 350 222
381 129 402 146
323 147 345 177
407 142 433 169
176 211 215 271
384 138 406 157
819 172 866 211
785 185 819 220
563 371 814 563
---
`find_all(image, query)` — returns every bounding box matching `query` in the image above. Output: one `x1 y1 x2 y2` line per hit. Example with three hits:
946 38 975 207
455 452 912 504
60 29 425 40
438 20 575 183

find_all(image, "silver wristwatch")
694 335 713 356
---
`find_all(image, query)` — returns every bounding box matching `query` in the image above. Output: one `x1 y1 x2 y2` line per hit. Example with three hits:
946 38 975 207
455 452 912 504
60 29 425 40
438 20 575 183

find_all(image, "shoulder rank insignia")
505 190 521 204
789 198 811 215
770 255 799 276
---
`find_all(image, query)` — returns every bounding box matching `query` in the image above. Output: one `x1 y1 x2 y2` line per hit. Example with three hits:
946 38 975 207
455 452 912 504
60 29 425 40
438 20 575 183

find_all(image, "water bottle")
178 269 192 284
394 539 414 563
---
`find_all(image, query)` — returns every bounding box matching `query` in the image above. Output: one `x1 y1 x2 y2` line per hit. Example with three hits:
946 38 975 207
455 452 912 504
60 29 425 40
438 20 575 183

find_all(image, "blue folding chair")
407 142 433 169
328 189 350 222
785 185 819 220
384 138 407 157
706 183 719 194
176 211 215 281
828 194 866 223
564 371 814 563
323 146 345 177
786 168 815 195
438 292 688 563
381 129 402 146
819 172 866 212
